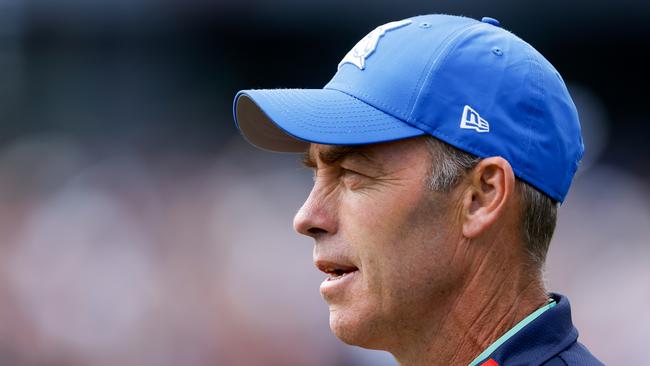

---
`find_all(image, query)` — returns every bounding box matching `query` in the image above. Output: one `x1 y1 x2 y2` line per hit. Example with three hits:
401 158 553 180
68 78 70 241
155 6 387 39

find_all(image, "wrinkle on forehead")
302 145 383 171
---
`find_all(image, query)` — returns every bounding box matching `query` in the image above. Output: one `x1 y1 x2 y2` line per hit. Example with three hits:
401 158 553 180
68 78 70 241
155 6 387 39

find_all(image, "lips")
315 260 359 281
314 258 360 300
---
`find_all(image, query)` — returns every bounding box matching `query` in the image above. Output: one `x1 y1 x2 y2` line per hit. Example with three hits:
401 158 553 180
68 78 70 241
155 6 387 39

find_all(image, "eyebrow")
302 146 382 170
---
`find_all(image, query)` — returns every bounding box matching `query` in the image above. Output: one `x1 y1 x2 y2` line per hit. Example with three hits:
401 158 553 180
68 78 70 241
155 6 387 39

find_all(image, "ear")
461 157 515 239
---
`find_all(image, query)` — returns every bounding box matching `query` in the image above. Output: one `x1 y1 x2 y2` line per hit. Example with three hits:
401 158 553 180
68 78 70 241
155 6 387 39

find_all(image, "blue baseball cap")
233 14 584 202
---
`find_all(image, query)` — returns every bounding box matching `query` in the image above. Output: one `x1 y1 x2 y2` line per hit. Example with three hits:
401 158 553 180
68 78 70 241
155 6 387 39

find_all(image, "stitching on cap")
258 91 412 134
326 83 409 119
521 44 541 176
270 90 396 128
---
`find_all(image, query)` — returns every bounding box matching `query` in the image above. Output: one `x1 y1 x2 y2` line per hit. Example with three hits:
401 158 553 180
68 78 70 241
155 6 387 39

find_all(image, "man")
232 14 604 366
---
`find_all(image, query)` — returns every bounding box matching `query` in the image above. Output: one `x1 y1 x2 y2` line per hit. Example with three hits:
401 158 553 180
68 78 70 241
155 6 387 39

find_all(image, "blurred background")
0 0 648 365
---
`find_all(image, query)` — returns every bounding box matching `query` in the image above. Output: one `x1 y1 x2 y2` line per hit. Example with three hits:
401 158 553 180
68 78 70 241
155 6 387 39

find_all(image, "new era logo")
460 105 490 133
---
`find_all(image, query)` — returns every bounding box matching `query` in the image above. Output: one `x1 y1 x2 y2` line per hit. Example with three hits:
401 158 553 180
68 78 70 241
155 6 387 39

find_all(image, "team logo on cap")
460 105 490 133
338 19 412 70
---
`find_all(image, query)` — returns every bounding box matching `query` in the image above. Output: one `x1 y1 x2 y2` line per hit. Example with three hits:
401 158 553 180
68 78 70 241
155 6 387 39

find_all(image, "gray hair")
422 136 558 269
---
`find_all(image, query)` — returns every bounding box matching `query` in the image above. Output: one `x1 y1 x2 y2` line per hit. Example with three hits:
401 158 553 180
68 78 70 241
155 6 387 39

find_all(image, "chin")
328 306 386 350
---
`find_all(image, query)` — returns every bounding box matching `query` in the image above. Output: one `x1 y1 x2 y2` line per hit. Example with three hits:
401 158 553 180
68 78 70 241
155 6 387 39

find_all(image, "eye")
339 167 367 188
339 167 359 177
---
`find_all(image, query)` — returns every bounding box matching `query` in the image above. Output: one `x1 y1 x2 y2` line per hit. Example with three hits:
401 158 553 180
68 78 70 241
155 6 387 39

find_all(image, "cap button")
481 17 501 27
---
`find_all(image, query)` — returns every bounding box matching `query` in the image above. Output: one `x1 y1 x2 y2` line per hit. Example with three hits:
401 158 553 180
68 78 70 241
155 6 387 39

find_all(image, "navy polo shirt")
471 293 604 366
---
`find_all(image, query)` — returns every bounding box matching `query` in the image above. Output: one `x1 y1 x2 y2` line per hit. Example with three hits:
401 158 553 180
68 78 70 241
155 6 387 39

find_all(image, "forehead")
304 138 429 167
309 144 372 162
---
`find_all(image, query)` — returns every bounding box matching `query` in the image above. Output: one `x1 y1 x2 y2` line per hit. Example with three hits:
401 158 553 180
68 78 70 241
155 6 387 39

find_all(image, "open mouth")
325 268 358 281
316 262 359 281
315 259 359 298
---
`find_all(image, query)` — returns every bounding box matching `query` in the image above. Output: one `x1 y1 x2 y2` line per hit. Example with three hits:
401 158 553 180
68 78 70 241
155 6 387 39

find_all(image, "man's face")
294 138 466 350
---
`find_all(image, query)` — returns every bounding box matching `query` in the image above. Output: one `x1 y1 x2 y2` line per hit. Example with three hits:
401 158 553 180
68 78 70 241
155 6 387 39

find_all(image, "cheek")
344 188 441 278
342 186 460 307
342 189 418 260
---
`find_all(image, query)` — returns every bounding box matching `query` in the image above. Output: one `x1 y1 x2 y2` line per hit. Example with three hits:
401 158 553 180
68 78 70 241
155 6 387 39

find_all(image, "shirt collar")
468 293 578 366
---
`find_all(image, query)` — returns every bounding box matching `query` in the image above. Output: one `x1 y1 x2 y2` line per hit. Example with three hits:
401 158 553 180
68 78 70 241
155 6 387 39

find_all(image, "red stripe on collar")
480 359 498 366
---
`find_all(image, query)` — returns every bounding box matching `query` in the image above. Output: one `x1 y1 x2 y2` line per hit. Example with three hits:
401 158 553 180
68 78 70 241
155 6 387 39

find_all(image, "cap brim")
233 88 425 152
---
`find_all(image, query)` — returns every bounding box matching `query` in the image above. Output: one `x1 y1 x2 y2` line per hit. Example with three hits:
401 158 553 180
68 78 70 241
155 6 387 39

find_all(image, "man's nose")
293 185 337 238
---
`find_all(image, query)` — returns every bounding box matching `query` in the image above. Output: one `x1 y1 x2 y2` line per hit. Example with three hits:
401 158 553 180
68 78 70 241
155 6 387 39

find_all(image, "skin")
293 137 548 366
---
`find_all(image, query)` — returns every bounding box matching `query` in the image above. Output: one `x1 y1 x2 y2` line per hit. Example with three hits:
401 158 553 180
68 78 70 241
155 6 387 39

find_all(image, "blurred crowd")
0 136 340 366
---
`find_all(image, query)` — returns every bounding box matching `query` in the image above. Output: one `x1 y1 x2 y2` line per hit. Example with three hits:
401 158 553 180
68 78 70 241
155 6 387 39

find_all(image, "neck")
392 238 547 366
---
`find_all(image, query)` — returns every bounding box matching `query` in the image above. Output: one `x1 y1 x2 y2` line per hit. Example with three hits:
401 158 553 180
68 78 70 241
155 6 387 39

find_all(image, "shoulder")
486 293 606 366
542 341 605 366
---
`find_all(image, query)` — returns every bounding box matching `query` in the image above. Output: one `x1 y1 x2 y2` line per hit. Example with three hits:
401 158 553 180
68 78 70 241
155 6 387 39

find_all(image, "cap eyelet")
492 47 503 56
419 22 432 29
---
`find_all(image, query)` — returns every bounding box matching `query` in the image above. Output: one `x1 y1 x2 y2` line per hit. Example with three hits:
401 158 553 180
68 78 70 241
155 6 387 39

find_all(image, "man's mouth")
315 260 359 281
315 259 359 299
323 267 358 281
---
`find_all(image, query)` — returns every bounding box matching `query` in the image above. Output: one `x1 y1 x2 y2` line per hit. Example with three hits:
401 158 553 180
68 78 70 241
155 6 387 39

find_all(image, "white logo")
338 19 412 70
460 105 490 133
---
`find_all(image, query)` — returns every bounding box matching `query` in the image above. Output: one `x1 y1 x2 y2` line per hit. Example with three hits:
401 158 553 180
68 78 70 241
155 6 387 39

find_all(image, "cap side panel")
406 23 482 121
520 40 544 187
